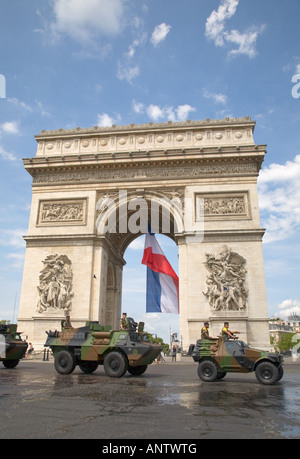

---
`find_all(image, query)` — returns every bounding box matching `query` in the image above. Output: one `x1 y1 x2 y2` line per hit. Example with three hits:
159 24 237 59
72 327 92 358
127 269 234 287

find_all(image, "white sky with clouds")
0 0 300 342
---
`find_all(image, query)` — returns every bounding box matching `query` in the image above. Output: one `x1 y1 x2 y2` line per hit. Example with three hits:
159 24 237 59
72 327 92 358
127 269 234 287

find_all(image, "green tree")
277 333 296 352
148 334 169 354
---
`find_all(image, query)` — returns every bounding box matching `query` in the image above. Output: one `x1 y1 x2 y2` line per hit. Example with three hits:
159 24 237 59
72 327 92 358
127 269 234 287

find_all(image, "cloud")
203 89 228 105
225 25 266 58
205 0 264 58
6 253 25 269
0 146 17 161
205 0 239 47
0 121 19 135
150 23 171 47
117 62 140 83
142 313 179 343
146 104 166 121
115 20 169 84
133 102 196 122
0 229 26 270
258 155 300 243
100 102 195 127
132 100 144 114
7 97 33 111
176 104 196 121
116 31 147 84
125 33 147 59
97 112 121 127
50 0 125 44
0 229 26 249
127 237 145 251
147 104 196 122
259 155 300 184
7 97 50 116
276 299 300 319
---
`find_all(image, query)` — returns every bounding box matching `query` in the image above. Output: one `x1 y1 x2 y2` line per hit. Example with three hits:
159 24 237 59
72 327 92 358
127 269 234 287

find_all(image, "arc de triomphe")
18 117 270 349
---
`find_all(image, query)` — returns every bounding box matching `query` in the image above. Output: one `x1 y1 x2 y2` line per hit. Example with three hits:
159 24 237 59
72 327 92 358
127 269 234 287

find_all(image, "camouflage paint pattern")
45 320 162 375
192 337 283 373
0 324 28 366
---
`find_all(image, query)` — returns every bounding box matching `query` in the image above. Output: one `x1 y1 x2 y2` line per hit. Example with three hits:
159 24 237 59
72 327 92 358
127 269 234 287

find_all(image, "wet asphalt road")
0 359 299 440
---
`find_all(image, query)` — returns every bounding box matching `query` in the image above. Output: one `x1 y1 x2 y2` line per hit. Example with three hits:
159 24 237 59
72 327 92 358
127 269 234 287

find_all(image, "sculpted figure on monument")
203 246 248 311
204 197 245 216
36 254 73 313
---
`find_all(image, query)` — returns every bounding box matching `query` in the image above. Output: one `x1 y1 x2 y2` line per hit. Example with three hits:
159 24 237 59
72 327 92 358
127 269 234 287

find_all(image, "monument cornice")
24 157 264 186
202 228 266 242
32 117 259 159
24 143 266 166
35 116 256 139
22 233 126 264
23 144 266 186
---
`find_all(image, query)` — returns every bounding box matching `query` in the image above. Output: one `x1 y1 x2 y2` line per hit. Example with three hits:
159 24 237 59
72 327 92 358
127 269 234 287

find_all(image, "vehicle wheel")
255 361 279 385
217 371 227 380
54 350 76 375
277 365 284 382
104 352 128 378
128 365 148 376
197 360 218 382
79 361 99 374
3 360 19 369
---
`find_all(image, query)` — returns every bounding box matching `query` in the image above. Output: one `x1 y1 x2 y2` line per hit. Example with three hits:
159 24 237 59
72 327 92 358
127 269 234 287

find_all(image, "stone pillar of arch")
18 118 271 349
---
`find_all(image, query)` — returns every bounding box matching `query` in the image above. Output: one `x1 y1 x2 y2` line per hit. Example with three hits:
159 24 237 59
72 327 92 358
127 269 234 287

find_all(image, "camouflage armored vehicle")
192 337 284 385
45 318 162 377
0 324 28 368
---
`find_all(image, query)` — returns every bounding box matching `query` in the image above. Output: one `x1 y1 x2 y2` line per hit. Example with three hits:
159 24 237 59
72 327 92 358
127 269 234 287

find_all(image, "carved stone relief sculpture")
204 196 246 216
203 246 248 312
38 199 86 225
36 254 73 313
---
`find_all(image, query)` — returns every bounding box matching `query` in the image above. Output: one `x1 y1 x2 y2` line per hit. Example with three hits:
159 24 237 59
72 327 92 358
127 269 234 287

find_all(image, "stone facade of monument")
18 117 270 349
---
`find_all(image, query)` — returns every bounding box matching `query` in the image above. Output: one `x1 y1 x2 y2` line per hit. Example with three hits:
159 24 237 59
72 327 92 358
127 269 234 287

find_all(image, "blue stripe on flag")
146 267 162 313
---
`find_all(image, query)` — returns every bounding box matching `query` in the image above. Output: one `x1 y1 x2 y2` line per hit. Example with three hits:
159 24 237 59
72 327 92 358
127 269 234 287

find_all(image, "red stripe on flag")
142 247 178 282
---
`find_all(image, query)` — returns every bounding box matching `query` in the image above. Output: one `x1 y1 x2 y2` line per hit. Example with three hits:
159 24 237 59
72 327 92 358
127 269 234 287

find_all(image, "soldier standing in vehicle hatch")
221 322 239 340
120 312 129 330
201 322 214 340
61 314 73 329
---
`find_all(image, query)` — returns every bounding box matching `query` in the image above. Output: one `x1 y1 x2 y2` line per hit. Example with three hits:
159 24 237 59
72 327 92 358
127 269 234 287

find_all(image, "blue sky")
0 0 300 343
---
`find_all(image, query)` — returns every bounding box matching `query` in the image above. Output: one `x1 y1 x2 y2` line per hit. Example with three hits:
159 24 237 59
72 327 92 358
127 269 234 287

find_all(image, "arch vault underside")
18 118 271 349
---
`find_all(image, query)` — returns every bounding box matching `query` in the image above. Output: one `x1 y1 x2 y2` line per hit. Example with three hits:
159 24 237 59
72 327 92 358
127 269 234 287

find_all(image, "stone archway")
18 118 271 349
93 189 182 330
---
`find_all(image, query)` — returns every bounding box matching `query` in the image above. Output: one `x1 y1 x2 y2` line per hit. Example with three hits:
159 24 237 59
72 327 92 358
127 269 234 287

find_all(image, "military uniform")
221 326 229 338
61 316 72 329
221 322 238 339
201 322 213 340
120 314 129 330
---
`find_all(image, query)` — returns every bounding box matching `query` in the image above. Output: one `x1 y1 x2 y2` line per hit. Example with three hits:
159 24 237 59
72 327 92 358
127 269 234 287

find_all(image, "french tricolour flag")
142 232 179 314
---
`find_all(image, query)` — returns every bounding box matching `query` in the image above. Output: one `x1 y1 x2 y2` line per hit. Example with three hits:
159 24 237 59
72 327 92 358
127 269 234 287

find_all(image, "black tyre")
79 361 99 374
54 350 76 375
127 365 148 376
197 360 218 382
255 361 279 385
217 371 227 380
103 351 128 378
3 359 19 369
277 365 284 382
